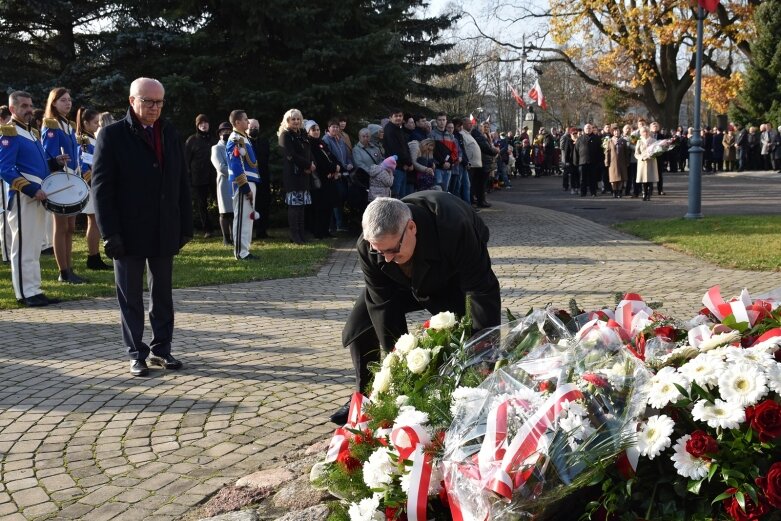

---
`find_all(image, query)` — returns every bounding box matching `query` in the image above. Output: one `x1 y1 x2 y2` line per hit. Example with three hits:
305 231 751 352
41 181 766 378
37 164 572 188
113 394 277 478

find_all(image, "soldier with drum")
0 91 69 306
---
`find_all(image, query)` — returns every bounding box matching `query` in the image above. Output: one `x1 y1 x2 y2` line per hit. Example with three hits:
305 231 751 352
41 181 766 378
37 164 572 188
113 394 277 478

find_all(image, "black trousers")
625 163 638 195
471 167 489 204
114 255 174 360
193 184 213 232
579 164 597 195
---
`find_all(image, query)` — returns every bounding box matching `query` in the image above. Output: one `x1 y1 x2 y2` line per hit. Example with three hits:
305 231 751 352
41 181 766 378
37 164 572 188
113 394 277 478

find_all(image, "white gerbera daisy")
637 415 675 460
766 363 781 394
726 346 775 369
670 435 710 479
698 331 741 352
718 364 767 407
691 399 745 429
647 367 689 409
678 354 724 388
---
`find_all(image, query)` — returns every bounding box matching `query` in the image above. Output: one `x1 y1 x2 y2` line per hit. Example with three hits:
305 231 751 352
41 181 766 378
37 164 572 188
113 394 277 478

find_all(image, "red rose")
654 325 676 341
336 450 360 472
582 372 609 388
422 320 430 329
723 488 770 521
748 400 781 442
756 462 781 508
685 430 718 459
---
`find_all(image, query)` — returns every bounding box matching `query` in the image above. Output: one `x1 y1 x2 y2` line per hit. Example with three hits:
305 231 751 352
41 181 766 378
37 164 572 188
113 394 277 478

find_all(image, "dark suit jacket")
92 109 193 257
345 191 501 350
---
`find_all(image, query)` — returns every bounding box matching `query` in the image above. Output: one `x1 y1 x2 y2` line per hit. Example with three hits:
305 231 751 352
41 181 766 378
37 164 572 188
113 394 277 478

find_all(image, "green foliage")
0 0 460 134
731 0 781 125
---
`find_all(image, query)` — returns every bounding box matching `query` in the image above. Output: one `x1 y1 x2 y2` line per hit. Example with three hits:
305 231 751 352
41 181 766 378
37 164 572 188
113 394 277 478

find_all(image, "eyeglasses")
137 97 165 108
369 222 410 256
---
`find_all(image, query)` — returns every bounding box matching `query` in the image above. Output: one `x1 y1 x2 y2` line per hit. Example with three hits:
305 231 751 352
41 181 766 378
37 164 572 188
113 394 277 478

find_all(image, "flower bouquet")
641 136 681 160
587 286 781 521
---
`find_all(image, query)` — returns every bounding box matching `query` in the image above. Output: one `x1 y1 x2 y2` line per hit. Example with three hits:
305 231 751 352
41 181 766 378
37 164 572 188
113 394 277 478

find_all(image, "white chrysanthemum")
647 367 689 409
678 354 724 388
691 399 745 429
370 367 392 399
637 415 675 460
406 347 431 374
670 435 710 479
395 395 410 407
698 331 741 352
766 363 781 394
362 447 398 490
717 364 767 407
382 351 399 369
726 346 775 369
450 387 489 416
429 311 457 330
348 495 383 521
395 405 429 429
394 334 418 355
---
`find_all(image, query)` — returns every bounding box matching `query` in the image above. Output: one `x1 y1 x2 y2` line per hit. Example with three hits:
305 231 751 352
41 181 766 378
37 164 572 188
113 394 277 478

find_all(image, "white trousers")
232 182 257 259
8 193 46 300
0 181 11 262
42 211 53 250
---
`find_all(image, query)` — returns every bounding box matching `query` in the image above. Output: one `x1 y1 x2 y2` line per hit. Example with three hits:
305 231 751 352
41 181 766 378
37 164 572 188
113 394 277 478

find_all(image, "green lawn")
0 231 335 309
615 215 781 272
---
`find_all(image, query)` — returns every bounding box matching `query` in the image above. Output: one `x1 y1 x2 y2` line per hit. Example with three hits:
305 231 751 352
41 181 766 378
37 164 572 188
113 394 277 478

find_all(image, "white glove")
239 147 247 157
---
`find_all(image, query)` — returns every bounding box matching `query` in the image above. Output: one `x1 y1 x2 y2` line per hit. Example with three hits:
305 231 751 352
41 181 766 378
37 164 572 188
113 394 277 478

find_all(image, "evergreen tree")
731 0 781 125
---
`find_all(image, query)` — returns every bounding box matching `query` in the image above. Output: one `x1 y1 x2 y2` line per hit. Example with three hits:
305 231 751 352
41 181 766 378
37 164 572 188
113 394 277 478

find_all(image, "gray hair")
9 91 32 107
129 77 165 97
358 127 370 139
362 197 412 242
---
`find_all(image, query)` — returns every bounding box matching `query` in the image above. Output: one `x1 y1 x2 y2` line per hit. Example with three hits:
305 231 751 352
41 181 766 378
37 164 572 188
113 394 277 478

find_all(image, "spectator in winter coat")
368 156 396 201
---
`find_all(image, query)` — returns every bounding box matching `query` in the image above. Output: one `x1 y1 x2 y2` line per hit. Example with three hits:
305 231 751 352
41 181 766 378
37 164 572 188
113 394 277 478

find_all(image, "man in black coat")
382 108 414 198
330 191 501 424
573 123 602 196
92 77 193 377
185 114 216 237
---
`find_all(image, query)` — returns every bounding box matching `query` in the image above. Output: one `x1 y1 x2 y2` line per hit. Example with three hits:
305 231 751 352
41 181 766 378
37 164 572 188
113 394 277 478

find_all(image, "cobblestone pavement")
1 199 780 520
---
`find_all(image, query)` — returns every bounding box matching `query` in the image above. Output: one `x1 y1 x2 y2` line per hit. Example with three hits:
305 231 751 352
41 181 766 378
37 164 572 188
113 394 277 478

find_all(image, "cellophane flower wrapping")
442 312 651 520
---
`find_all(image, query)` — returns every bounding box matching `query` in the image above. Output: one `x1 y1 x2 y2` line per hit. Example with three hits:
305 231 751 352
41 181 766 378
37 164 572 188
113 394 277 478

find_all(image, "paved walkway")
1 196 780 520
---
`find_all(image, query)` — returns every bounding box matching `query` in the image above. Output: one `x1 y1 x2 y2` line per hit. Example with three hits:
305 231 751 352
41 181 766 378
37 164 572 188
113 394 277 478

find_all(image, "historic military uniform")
1 179 10 262
42 117 79 173
226 129 259 259
0 119 56 303
77 132 96 214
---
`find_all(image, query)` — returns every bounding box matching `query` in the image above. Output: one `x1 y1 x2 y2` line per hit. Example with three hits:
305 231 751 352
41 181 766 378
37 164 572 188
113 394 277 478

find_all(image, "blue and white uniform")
0 119 53 300
41 117 78 173
226 130 259 259
78 132 96 214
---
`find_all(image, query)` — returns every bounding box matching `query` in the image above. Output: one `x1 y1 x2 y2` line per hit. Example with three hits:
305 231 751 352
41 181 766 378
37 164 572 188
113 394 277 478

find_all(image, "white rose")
371 367 392 399
428 311 457 330
382 351 399 369
395 333 418 354
406 347 431 374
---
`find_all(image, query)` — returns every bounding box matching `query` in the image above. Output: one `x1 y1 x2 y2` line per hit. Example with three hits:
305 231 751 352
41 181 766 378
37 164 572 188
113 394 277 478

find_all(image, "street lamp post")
519 35 528 130
685 5 705 219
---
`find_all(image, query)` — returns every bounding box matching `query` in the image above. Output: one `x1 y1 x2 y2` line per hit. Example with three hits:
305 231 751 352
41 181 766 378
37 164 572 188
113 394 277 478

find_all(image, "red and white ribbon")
325 427 349 463
406 445 433 521
347 391 370 429
486 383 583 500
391 424 426 460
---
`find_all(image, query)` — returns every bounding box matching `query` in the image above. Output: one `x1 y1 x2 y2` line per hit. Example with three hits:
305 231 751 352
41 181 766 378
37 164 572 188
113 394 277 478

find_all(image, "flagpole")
685 4 705 219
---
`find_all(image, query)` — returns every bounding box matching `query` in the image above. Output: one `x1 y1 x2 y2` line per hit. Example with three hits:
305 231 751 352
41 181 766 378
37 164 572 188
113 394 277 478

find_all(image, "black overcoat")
92 109 193 257
343 191 501 350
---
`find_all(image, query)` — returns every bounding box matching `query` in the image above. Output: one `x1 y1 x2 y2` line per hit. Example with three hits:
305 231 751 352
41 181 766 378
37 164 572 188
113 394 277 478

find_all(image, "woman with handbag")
278 109 313 244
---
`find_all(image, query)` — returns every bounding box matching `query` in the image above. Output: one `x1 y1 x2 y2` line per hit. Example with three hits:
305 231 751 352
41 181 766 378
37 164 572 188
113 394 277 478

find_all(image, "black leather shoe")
239 253 257 260
149 354 183 370
23 294 50 307
131 360 149 377
477 202 491 208
329 403 350 425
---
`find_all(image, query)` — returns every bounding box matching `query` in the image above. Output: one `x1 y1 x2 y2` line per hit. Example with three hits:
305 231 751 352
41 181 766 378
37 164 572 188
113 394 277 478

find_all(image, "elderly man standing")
0 91 68 306
330 191 501 424
92 77 193 377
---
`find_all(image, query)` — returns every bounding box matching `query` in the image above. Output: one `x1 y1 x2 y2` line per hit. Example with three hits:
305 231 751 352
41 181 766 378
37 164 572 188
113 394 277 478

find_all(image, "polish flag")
527 79 548 110
469 113 477 125
507 82 525 108
698 0 719 12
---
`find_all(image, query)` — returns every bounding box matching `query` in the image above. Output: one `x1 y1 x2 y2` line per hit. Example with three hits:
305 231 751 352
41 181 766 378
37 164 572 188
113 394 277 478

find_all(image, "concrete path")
1 179 780 520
